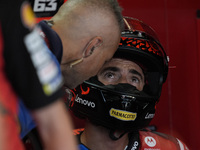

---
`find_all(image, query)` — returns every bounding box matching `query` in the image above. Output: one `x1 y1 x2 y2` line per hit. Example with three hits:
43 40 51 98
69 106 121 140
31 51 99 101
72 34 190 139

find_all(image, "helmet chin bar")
69 79 157 131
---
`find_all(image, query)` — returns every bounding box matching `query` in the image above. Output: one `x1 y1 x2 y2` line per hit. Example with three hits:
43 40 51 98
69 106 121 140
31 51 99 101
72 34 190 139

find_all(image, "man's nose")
118 77 129 84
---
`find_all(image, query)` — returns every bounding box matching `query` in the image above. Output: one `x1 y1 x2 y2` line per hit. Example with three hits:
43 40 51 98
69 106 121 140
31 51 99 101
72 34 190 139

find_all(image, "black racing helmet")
115 17 168 97
68 17 168 132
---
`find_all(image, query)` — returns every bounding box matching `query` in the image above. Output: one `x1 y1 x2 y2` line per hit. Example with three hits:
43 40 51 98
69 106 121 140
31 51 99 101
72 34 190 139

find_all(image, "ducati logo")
144 136 156 147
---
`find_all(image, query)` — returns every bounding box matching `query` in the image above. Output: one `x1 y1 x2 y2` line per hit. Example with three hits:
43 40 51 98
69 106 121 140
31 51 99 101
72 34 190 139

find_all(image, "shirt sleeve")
1 0 64 110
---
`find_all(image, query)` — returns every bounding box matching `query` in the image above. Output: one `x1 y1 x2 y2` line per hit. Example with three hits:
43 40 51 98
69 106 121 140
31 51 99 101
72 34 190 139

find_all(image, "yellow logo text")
109 108 137 121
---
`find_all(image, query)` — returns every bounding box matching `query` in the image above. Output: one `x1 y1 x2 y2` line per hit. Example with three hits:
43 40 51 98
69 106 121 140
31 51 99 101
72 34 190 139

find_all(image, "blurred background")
118 0 200 149
31 0 200 149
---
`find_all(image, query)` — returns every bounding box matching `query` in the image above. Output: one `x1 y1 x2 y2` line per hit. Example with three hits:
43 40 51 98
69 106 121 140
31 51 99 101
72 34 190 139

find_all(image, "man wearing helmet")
69 17 189 150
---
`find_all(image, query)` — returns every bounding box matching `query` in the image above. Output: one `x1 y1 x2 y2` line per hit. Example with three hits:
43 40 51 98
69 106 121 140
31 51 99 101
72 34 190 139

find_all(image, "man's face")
61 32 120 89
97 58 145 91
76 30 121 87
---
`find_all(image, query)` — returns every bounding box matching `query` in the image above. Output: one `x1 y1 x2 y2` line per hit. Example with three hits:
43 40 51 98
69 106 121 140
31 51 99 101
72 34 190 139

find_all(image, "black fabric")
0 0 64 110
126 131 140 150
38 21 63 64
109 130 127 141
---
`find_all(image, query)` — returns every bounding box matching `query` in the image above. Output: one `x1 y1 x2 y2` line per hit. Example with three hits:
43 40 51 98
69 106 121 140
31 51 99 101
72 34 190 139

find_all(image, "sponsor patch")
30 0 64 17
177 138 189 150
24 27 63 95
109 108 137 121
75 95 95 108
145 113 155 119
124 141 139 150
144 136 156 147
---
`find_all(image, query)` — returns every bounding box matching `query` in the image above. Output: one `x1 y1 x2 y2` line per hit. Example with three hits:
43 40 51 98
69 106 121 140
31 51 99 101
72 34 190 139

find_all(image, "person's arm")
32 99 77 150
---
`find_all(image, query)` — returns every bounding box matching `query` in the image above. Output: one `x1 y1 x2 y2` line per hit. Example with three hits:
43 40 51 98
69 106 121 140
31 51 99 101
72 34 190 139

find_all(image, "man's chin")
64 81 81 89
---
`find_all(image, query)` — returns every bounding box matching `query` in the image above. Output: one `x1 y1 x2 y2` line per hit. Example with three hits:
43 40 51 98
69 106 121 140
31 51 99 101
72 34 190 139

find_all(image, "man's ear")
83 36 103 58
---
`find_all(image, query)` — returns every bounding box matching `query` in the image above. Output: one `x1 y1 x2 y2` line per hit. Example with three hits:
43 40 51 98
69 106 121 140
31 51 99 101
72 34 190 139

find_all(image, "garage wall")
118 0 200 149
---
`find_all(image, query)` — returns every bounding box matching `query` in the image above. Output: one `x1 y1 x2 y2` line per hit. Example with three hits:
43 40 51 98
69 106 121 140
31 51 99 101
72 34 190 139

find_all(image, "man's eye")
131 77 140 83
105 72 115 79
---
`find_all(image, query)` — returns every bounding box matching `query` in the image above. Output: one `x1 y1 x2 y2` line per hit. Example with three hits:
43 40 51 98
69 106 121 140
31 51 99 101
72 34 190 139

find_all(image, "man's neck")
80 122 129 150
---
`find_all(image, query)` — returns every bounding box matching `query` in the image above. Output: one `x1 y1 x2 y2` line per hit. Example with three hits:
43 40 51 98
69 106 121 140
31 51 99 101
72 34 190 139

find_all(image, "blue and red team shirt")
73 128 189 150
17 0 65 139
19 19 64 139
0 0 64 149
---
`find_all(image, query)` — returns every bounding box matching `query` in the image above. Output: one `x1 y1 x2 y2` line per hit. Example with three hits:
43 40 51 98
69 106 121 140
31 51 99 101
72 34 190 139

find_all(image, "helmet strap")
125 131 140 150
